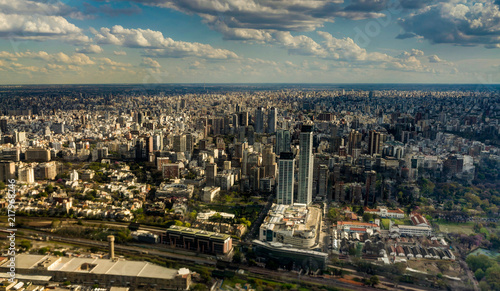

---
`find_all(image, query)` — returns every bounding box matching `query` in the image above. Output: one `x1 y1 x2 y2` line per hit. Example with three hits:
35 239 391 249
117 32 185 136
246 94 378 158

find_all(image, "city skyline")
0 0 499 84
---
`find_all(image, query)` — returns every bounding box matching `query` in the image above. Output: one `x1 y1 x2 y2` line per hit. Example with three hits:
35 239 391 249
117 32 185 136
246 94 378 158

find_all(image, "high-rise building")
276 129 291 156
365 170 377 205
25 148 51 162
0 160 15 183
186 133 194 153
0 119 7 134
277 152 294 205
267 107 277 133
153 133 163 151
53 122 65 134
297 125 314 205
368 130 380 156
262 145 276 178
348 129 362 156
173 135 186 153
318 164 329 200
255 107 265 133
206 163 217 186
238 112 249 127
18 166 35 184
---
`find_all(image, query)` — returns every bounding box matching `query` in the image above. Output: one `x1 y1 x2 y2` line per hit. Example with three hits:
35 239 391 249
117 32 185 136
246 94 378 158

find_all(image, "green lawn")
381 219 390 230
436 220 475 235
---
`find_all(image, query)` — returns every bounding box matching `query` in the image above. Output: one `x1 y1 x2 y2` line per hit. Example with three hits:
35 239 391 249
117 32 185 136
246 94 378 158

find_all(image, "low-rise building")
364 206 405 219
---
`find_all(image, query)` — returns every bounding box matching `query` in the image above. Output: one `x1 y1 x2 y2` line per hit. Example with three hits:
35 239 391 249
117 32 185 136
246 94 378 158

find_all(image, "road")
5 227 215 266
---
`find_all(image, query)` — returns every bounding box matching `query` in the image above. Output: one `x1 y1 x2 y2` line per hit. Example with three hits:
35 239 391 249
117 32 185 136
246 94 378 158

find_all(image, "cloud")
398 0 500 47
396 32 418 39
0 0 83 19
428 55 442 63
92 25 238 59
82 2 142 17
141 57 161 68
345 0 389 12
76 44 103 54
113 51 127 56
121 0 386 40
95 57 131 67
0 50 95 65
0 13 89 43
0 0 89 43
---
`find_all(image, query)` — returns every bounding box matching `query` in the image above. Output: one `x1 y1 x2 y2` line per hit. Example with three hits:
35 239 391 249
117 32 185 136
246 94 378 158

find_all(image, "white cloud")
0 0 89 44
92 25 238 59
76 44 103 54
95 57 131 67
141 57 161 68
113 50 127 56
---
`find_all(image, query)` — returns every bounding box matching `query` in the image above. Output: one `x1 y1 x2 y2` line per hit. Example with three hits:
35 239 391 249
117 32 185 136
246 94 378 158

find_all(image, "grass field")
381 219 390 229
436 220 475 235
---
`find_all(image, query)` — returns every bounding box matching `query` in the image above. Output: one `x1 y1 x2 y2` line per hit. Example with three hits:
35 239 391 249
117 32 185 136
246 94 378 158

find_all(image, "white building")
390 224 432 237
202 186 220 203
364 206 405 219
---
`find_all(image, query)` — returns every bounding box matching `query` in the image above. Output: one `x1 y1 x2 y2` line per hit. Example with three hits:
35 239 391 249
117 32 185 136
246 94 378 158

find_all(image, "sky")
0 0 499 84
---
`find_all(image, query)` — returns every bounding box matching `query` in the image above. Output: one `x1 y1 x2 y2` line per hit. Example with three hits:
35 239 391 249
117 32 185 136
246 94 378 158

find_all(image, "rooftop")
3 254 181 279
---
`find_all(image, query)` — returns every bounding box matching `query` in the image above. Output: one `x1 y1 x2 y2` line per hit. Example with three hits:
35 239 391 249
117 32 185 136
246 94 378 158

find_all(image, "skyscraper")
255 107 265 133
267 107 277 133
297 125 314 205
368 130 380 156
276 129 291 156
318 164 329 200
277 152 294 205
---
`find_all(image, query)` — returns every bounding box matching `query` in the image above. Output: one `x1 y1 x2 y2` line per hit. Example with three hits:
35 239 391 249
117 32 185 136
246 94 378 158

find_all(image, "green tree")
20 240 32 251
466 255 495 272
0 182 5 190
363 213 373 223
369 275 380 286
475 269 486 281
485 264 500 291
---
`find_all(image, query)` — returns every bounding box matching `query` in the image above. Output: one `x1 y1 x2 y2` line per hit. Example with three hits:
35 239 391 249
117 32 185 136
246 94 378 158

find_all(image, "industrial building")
0 254 191 290
252 240 327 270
163 225 232 255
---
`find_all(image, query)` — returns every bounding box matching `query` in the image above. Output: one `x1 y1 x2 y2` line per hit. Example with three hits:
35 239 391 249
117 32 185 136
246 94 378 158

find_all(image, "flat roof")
1 255 182 280
0 273 52 281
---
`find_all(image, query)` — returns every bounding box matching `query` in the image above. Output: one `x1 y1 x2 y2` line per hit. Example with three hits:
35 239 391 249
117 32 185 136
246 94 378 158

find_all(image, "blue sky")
0 0 499 84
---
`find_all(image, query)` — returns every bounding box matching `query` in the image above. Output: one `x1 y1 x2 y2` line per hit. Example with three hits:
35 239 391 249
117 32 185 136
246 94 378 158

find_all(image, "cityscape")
1 0 500 291
0 84 498 291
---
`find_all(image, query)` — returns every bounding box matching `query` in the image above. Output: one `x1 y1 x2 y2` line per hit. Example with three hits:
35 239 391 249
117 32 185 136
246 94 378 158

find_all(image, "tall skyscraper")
368 130 380 156
318 164 329 200
276 129 291 156
267 107 277 133
255 107 265 133
297 125 313 205
277 152 294 205
238 112 249 127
